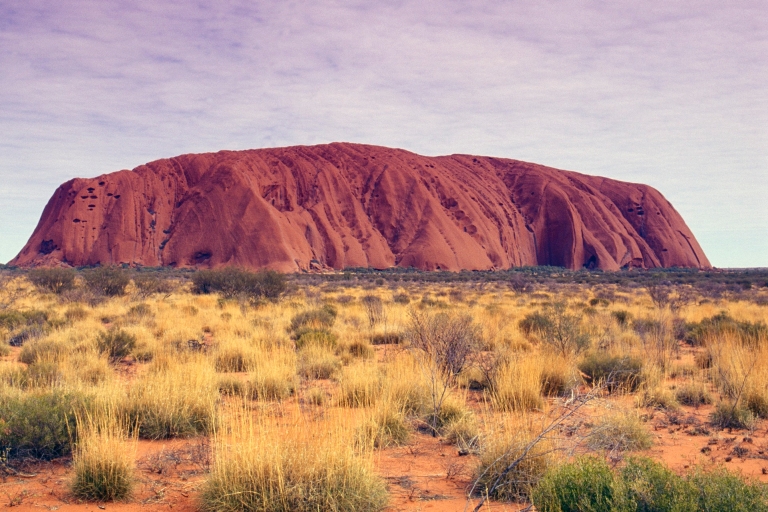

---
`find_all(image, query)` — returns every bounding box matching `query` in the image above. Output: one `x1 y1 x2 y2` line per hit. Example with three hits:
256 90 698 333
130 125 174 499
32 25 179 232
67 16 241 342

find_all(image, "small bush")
218 374 249 397
710 401 755 430
192 268 286 300
97 329 137 363
578 352 644 392
684 311 768 346
28 267 76 294
83 266 130 296
65 306 89 322
637 386 680 411
746 391 768 419
0 389 89 459
687 466 768 511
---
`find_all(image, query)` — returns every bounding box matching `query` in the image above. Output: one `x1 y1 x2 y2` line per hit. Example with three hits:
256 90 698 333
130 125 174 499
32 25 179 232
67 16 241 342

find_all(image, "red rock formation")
11 143 710 271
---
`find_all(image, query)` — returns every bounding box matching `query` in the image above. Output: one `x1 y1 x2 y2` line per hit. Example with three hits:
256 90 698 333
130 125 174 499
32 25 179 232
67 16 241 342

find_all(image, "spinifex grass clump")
201 406 388 512
124 355 217 439
71 411 135 502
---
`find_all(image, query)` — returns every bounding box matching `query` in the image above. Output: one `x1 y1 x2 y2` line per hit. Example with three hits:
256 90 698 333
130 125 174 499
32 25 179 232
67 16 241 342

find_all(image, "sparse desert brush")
336 362 382 407
297 343 341 379
473 417 554 502
490 354 545 412
200 405 388 512
248 348 297 401
125 357 217 439
588 409 652 453
71 410 135 502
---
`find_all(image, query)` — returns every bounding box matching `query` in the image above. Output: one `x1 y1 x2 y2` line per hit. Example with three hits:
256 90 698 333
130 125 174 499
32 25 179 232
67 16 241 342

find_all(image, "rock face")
11 143 710 272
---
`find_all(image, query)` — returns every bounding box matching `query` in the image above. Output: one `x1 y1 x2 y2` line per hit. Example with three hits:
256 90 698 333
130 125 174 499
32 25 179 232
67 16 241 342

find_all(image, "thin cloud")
0 0 766 265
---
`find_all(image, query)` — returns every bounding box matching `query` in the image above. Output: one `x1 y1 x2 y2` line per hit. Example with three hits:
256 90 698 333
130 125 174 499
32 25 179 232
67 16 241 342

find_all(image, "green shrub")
533 456 625 511
84 266 130 296
0 310 26 330
688 466 768 511
0 389 89 459
578 352 644 392
191 268 285 300
393 293 410 304
96 329 137 363
534 456 768 512
28 267 76 294
621 457 696 512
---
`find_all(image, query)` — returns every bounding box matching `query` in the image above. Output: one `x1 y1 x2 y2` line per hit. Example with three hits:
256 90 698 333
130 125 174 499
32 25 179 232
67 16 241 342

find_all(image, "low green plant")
0 388 90 459
18 338 67 364
533 456 622 510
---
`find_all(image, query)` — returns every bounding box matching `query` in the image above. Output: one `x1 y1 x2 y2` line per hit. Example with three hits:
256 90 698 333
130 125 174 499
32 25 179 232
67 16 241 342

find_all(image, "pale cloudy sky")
1 1 766 267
